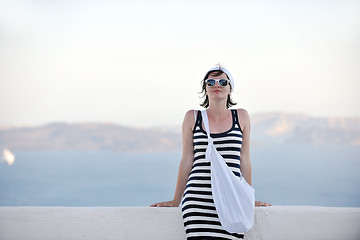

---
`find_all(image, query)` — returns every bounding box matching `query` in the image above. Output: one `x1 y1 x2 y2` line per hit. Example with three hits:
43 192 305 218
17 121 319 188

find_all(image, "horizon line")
1 110 359 130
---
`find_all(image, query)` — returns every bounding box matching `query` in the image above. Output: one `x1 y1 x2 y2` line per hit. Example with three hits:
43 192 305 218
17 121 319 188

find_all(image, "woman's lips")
213 90 221 93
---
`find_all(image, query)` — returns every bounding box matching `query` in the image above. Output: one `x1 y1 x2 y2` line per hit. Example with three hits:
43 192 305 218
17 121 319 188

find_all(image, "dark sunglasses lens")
219 79 228 86
206 79 216 86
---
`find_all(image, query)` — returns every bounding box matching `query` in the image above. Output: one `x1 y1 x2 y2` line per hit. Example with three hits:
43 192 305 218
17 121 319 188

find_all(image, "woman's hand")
150 200 179 207
255 200 272 207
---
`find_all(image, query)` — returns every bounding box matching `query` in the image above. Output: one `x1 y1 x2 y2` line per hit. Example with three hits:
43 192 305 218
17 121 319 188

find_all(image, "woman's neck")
207 100 229 120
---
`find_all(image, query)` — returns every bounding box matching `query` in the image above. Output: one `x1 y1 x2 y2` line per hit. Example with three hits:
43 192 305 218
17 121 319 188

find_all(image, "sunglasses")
205 79 229 87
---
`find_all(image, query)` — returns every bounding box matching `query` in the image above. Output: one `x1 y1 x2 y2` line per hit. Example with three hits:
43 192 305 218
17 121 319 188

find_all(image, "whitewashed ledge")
0 206 360 240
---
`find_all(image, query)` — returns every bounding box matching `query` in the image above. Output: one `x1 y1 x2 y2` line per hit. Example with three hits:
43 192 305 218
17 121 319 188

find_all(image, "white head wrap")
204 66 234 92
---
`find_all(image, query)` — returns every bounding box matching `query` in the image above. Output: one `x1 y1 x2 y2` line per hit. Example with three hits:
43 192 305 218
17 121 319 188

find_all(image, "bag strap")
201 110 211 140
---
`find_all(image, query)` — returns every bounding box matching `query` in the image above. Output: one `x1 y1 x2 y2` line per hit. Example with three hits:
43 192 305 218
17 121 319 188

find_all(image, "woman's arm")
238 109 272 207
238 109 252 185
150 110 195 207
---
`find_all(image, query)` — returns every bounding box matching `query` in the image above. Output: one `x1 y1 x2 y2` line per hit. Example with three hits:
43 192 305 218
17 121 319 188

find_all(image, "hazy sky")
1 0 359 127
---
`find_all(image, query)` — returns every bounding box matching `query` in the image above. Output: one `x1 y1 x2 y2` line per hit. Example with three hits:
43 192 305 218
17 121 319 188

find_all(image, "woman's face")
205 72 231 100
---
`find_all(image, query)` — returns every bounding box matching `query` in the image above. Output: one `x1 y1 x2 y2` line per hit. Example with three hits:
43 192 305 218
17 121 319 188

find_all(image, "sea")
0 144 359 207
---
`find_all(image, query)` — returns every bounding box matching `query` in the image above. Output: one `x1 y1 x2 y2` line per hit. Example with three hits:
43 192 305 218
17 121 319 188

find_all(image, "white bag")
201 110 255 233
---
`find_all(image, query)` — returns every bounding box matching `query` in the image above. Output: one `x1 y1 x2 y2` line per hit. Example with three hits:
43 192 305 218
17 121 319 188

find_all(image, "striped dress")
181 109 245 240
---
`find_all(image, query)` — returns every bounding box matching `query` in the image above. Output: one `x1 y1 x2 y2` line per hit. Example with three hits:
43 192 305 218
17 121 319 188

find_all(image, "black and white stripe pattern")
182 109 245 240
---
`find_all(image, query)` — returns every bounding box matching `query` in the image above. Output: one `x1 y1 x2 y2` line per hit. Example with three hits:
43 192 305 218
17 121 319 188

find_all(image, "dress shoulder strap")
192 110 202 131
231 109 243 134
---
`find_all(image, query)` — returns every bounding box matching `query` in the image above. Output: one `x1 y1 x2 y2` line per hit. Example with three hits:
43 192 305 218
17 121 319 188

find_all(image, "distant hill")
0 112 359 152
250 112 360 146
0 122 181 153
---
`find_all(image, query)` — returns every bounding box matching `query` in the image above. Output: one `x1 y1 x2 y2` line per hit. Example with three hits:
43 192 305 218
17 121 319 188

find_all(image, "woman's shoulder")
183 109 200 123
234 108 249 116
234 108 250 125
183 109 198 131
184 109 198 118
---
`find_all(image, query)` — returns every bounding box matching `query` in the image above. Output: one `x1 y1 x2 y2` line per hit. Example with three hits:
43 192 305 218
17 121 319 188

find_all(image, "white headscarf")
204 66 234 92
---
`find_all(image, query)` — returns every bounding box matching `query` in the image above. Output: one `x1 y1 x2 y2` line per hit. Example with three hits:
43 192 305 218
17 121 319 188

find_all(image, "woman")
150 65 271 239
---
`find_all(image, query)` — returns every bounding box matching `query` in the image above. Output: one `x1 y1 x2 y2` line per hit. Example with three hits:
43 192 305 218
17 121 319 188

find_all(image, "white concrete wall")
0 206 359 240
